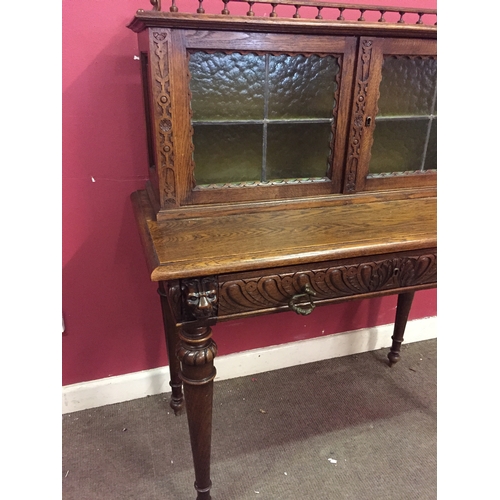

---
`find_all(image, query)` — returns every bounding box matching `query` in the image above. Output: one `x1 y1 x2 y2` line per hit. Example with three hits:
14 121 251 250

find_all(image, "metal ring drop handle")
288 284 317 316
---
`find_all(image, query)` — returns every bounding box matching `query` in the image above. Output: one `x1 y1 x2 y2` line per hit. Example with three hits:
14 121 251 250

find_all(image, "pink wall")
62 0 437 387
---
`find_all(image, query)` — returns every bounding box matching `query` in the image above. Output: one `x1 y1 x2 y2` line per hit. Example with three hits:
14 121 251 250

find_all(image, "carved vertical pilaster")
345 39 373 193
150 29 177 207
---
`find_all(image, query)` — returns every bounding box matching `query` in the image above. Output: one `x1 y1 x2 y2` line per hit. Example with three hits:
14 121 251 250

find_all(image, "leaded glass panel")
266 123 331 180
369 55 437 175
423 119 437 171
268 55 339 120
193 124 262 184
188 51 339 186
189 52 265 121
369 119 428 173
377 57 437 117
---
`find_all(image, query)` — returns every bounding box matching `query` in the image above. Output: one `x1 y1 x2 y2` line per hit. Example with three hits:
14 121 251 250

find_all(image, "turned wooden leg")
158 283 184 415
177 324 217 500
388 291 415 366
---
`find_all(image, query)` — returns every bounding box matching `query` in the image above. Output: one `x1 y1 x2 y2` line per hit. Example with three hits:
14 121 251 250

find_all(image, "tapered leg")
388 291 415 366
158 283 184 415
177 324 217 500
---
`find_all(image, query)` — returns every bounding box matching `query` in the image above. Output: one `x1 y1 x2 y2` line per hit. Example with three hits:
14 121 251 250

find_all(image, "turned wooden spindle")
150 0 161 11
221 0 230 15
247 2 255 16
177 324 218 500
358 8 366 21
388 292 415 366
398 11 405 23
197 0 205 14
158 283 184 415
269 3 277 17
337 7 345 20
417 12 424 24
315 6 323 19
378 10 386 22
170 0 178 12
293 5 301 18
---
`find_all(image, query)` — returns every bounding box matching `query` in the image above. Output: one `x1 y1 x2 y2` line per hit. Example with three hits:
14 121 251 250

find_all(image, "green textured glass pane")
189 52 265 121
369 119 428 174
193 124 262 184
266 123 331 180
423 119 437 171
268 55 340 119
377 57 437 116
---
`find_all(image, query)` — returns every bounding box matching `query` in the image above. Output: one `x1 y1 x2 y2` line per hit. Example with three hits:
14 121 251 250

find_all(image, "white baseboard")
62 316 436 414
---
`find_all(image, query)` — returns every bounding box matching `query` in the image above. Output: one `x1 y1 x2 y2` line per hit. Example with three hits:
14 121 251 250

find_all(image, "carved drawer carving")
218 251 437 316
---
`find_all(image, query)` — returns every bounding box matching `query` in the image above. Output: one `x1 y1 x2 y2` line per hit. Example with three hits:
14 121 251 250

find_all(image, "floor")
62 339 436 499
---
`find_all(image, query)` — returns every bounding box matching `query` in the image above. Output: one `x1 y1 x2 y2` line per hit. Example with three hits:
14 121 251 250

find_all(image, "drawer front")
217 250 437 317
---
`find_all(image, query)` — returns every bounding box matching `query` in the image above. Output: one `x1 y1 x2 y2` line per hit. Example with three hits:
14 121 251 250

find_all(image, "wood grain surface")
132 190 436 281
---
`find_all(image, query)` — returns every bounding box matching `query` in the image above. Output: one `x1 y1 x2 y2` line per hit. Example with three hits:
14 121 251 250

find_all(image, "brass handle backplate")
288 284 317 316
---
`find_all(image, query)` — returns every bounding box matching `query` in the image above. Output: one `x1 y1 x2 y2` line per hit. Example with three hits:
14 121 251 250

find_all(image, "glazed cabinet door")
141 28 358 213
182 31 358 206
343 37 437 193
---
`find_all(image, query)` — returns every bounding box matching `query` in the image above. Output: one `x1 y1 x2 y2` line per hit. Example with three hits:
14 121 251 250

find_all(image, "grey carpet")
62 339 436 499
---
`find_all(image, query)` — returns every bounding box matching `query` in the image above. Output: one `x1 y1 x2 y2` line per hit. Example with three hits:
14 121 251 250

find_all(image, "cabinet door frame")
343 37 437 194
162 29 358 207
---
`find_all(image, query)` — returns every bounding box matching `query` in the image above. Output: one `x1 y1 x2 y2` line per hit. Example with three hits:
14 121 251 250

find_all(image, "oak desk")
132 189 436 499
128 2 437 498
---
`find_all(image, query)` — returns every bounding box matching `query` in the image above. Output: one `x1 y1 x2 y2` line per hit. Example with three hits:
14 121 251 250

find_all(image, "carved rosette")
345 39 373 193
151 30 176 205
218 253 437 315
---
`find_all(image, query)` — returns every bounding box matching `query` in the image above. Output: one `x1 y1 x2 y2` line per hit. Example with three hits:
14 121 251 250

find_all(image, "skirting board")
62 316 436 414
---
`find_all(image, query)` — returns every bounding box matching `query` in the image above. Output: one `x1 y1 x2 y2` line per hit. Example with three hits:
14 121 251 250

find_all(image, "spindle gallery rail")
149 0 436 25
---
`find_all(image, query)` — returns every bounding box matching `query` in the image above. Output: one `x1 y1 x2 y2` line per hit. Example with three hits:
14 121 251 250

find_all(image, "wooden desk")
127 2 437 498
132 189 436 499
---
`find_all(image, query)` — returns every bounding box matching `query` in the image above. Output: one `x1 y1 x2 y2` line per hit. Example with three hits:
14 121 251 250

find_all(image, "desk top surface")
132 190 436 281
